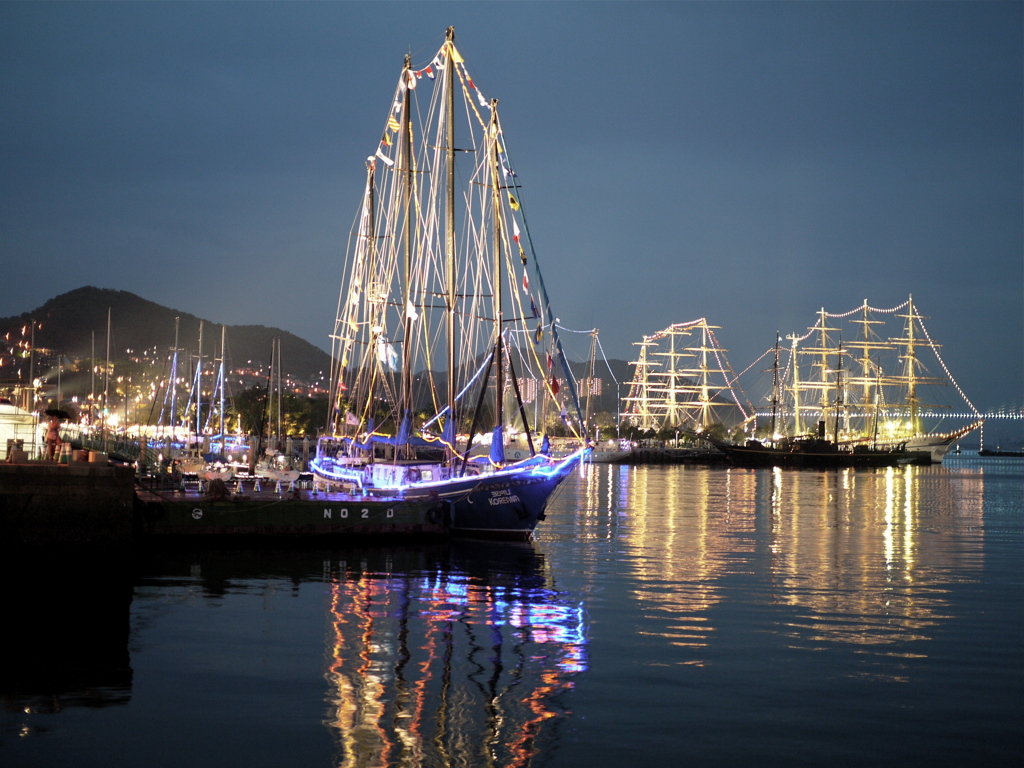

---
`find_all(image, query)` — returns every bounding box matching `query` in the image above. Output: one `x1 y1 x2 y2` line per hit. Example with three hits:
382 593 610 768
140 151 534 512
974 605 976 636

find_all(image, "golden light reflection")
621 465 761 664
765 465 984 654
569 462 987 674
321 549 586 767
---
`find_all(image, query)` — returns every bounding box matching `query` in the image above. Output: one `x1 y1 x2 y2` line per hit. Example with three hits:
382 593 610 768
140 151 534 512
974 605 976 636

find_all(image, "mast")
195 320 204 442
845 300 888 438
90 330 95 429
170 318 180 439
444 27 457 454
399 52 414 448
663 326 682 427
805 308 838 426
786 333 802 436
219 325 226 452
276 338 283 446
585 330 598 436
769 334 780 444
679 319 730 432
623 335 658 431
833 339 844 443
104 307 111 434
887 294 947 438
489 100 504 430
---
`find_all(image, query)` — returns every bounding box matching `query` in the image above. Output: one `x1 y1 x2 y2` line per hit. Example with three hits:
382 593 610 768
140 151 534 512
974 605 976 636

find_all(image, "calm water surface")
3 458 1022 767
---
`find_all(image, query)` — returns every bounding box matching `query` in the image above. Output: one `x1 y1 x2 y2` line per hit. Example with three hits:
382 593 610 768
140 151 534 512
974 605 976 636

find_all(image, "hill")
0 286 332 381
0 287 635 418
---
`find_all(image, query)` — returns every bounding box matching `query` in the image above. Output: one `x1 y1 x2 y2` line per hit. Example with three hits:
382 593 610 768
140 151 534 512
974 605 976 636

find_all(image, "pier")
0 460 135 547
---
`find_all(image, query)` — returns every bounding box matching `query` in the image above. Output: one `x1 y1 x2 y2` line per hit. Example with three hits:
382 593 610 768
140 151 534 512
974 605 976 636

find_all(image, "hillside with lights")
0 287 334 391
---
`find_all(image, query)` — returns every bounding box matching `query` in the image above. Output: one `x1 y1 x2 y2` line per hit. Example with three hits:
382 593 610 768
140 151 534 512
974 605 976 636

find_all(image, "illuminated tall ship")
621 318 753 436
728 296 982 465
310 28 587 538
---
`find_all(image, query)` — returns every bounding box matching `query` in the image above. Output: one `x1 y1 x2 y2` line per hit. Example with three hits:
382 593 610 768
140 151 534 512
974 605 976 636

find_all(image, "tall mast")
91 331 95 428
623 335 658 431
217 326 226 451
769 334 780 443
170 318 180 438
275 338 280 443
833 339 844 443
585 330 598 432
787 334 802 436
489 101 504 429
399 52 414 440
104 307 111 432
902 294 920 433
846 300 888 436
197 320 204 439
444 27 457 452
276 338 283 444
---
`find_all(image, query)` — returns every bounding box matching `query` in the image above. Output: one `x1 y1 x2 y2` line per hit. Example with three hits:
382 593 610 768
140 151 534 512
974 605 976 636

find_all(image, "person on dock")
44 415 63 460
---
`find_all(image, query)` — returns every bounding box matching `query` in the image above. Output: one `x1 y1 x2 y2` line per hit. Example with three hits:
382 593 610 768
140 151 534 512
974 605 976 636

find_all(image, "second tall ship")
714 296 982 467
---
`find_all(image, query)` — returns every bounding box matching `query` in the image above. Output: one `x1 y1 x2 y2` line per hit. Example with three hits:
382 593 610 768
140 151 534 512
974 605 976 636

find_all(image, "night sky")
2 3 1020 420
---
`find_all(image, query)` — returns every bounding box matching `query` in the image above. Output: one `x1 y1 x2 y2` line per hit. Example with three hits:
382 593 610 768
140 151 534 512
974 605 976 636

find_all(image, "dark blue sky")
2 2 1021 417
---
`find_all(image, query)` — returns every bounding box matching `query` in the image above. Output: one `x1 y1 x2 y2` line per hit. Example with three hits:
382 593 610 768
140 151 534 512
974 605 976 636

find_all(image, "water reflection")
761 466 985 656
560 464 986 669
0 552 134 728
318 541 585 768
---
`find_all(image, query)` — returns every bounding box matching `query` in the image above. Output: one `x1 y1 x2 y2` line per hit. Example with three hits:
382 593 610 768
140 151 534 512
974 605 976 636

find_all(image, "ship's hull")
713 440 921 469
310 449 586 539
589 449 631 463
135 487 446 539
433 465 575 538
894 422 983 464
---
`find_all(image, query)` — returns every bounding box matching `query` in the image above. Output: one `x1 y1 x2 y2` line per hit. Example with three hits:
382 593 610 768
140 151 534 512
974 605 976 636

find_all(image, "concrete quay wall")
0 462 136 546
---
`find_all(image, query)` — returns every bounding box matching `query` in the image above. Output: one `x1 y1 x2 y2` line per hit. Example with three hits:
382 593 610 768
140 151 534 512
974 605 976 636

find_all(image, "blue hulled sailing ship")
311 28 588 538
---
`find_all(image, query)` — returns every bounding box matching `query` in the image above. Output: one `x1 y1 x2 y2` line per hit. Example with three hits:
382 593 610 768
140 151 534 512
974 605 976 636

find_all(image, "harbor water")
3 457 1022 767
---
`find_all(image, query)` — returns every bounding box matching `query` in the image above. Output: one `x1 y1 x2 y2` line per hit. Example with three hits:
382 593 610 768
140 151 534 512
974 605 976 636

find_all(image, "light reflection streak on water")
572 463 989 673
762 466 985 656
622 465 742 662
321 562 586 767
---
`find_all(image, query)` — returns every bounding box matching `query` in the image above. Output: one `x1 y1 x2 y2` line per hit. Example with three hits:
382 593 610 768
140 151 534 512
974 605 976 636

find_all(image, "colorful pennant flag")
508 194 519 210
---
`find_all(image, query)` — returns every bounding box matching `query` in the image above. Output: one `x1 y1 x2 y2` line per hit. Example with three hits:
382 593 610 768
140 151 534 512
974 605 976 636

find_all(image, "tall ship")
722 296 982 466
310 28 588 538
621 318 753 437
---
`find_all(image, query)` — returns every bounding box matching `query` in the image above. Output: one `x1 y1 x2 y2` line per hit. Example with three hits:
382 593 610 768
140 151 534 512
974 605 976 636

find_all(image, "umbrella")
44 408 71 420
